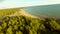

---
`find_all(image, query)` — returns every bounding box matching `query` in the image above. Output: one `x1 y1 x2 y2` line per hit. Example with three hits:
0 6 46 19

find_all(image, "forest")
0 8 60 34
0 8 20 17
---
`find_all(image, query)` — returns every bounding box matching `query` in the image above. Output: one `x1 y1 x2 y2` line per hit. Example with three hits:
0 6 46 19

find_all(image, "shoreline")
4 8 60 20
8 9 39 18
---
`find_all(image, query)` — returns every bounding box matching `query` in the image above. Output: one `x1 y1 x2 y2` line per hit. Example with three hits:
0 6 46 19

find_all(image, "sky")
0 0 60 9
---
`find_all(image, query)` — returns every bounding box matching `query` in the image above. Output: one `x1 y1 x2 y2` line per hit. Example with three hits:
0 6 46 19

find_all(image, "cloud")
0 0 60 9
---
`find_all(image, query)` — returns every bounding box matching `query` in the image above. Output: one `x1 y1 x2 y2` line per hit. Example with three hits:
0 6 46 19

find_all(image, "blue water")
24 4 60 18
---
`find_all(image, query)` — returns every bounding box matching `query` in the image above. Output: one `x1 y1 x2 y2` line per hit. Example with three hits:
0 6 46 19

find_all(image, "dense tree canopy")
0 15 60 34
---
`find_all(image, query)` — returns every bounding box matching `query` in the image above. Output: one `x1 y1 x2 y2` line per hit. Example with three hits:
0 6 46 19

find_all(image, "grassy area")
0 8 20 17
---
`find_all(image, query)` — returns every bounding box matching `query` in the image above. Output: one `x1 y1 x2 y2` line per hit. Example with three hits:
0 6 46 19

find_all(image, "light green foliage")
6 26 13 34
0 26 2 31
48 18 60 30
16 31 23 34
13 25 18 30
2 21 7 29
39 24 45 30
30 19 40 31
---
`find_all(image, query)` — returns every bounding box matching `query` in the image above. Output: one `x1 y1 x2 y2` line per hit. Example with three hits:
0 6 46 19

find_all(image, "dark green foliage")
0 15 60 34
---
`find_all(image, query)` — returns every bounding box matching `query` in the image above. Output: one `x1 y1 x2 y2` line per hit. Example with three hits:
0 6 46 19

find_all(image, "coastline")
8 9 39 18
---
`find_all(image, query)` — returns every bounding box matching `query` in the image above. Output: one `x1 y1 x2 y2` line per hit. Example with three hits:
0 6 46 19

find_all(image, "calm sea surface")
24 4 60 18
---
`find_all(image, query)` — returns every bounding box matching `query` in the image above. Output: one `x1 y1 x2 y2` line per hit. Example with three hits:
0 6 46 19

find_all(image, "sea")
24 4 60 18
